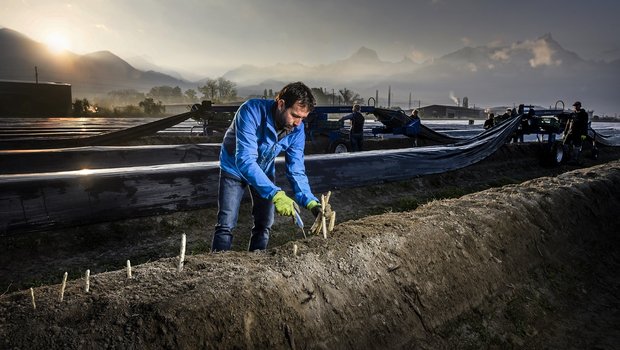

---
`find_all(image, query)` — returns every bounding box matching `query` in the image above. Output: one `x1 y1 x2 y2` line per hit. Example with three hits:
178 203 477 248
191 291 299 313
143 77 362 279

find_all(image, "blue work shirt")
219 99 318 207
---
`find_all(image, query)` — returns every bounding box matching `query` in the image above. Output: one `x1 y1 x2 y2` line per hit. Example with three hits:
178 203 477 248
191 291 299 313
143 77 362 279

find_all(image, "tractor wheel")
543 141 565 166
553 142 565 165
328 141 349 153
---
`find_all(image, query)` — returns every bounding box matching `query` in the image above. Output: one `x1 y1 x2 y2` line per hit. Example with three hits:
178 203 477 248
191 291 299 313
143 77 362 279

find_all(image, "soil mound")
1 160 619 349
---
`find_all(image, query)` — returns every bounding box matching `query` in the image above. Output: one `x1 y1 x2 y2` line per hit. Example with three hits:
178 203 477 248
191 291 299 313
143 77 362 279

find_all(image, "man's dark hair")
276 82 315 111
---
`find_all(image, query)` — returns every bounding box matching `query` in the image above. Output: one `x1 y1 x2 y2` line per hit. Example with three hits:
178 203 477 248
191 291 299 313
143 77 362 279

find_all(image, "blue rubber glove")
272 191 296 216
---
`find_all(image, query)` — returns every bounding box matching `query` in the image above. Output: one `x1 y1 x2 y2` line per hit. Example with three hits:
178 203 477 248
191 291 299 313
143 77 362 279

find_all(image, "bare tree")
339 88 361 105
311 87 331 105
184 89 198 103
198 77 237 102
198 79 218 101
217 77 237 101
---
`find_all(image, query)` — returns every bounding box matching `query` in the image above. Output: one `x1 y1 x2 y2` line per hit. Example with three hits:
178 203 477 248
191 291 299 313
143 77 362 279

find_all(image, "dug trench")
1 144 619 349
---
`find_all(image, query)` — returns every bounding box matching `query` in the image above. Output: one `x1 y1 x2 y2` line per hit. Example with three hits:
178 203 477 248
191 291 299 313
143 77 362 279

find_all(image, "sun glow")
45 33 72 53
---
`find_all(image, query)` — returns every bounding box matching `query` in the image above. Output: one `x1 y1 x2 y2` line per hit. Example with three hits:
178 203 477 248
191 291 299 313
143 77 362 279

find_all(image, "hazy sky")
2 0 618 78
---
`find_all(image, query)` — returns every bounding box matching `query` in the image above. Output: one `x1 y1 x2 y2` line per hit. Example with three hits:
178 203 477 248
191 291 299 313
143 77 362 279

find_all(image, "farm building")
417 104 484 119
0 80 72 117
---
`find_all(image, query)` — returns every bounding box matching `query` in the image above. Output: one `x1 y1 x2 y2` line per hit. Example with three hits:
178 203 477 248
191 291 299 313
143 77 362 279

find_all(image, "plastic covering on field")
292 115 520 193
0 111 196 150
0 143 222 174
371 107 461 144
0 116 521 234
589 127 620 147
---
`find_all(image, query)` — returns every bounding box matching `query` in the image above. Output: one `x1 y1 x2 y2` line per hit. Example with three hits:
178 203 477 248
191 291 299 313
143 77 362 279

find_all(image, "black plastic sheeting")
0 143 222 174
419 124 463 144
298 115 520 194
0 111 195 150
371 107 462 144
0 117 520 235
590 128 620 147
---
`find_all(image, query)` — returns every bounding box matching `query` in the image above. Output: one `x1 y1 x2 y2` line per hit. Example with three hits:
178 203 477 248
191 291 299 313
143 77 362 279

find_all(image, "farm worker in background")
411 109 420 121
338 104 365 152
563 101 589 162
211 82 322 252
483 113 495 129
410 109 421 147
494 108 512 125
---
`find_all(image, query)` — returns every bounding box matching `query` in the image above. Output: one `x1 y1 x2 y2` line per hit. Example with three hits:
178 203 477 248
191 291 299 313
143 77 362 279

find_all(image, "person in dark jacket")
494 108 512 125
483 113 495 129
211 82 321 252
563 101 589 161
339 104 365 152
410 109 421 146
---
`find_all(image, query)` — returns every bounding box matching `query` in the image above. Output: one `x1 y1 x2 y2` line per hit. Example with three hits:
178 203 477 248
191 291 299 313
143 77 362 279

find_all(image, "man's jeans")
350 134 363 152
211 173 274 252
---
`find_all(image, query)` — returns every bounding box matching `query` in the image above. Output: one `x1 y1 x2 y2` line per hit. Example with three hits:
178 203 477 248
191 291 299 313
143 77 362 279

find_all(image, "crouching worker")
211 82 322 252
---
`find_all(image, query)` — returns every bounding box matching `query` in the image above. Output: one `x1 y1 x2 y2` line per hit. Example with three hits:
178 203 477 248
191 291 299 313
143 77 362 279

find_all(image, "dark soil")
1 144 619 349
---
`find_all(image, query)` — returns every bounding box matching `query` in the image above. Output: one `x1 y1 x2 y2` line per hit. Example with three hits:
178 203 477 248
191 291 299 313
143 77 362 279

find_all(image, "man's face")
573 104 581 111
275 99 310 131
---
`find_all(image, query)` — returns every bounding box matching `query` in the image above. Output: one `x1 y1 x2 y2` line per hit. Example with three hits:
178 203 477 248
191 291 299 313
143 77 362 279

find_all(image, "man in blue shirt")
212 82 321 252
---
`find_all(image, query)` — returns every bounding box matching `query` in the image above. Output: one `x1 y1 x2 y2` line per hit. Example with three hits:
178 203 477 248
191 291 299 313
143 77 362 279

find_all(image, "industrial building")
416 104 484 119
0 80 72 117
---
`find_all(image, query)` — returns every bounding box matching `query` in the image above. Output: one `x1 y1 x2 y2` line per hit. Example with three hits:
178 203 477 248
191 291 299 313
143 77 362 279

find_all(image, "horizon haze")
2 1 618 74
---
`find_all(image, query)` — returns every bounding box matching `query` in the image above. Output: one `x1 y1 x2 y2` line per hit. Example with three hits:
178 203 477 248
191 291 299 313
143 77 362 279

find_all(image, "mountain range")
1 27 618 114
0 28 193 96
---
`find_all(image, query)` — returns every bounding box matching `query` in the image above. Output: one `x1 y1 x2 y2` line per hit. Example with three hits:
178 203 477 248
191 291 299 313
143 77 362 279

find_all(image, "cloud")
461 37 472 47
491 48 510 62
490 38 562 68
467 63 478 72
407 49 431 63
524 39 562 67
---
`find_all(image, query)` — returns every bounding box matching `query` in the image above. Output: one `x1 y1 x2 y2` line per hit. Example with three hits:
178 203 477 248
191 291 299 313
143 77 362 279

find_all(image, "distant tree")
339 88 362 105
311 87 331 105
72 98 92 116
217 77 237 102
198 79 218 101
147 86 184 103
184 89 198 103
139 98 165 115
173 86 182 100
198 77 237 103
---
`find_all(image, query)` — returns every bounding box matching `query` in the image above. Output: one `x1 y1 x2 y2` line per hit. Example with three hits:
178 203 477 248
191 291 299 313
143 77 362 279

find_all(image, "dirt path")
1 144 619 349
